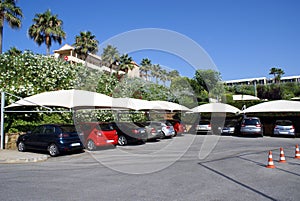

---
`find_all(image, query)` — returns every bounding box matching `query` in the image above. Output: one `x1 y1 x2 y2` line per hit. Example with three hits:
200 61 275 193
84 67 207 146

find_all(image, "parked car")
134 121 162 141
195 120 212 134
166 120 187 136
221 119 238 135
111 122 148 146
16 124 84 157
240 117 263 137
273 120 295 137
160 121 176 138
77 122 118 150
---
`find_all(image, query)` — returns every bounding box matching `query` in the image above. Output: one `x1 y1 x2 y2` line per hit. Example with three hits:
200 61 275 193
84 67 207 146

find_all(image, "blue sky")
4 0 300 80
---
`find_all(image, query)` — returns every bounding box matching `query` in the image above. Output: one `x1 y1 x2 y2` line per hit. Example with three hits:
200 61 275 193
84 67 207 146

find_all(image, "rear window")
275 120 293 126
60 125 77 133
98 123 114 131
243 119 260 125
199 121 210 125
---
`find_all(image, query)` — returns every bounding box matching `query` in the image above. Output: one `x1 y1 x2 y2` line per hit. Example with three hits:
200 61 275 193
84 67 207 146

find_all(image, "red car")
165 120 187 136
78 122 118 150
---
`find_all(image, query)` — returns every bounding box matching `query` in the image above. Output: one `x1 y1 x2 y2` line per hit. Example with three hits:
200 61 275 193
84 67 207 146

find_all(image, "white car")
273 120 295 137
160 122 176 138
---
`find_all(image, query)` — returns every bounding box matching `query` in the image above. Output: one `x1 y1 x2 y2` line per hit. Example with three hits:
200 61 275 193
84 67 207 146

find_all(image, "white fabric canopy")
112 97 152 110
191 103 241 113
150 100 191 112
242 100 300 113
6 89 117 110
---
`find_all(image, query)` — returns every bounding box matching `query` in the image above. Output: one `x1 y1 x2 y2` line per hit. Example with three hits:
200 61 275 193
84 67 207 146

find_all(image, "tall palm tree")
140 58 151 81
118 53 134 74
151 64 162 84
73 31 99 60
160 69 168 86
101 44 119 76
269 67 285 84
0 0 23 54
28 9 65 55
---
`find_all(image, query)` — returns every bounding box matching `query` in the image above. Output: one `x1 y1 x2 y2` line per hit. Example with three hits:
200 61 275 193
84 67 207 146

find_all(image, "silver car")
273 120 295 137
195 120 212 134
240 117 263 137
161 121 175 138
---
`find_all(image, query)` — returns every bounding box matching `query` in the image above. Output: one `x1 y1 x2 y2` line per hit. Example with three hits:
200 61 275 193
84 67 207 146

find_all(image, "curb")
0 150 49 164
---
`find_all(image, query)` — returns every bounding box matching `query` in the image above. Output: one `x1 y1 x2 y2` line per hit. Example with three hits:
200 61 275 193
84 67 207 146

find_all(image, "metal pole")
1 91 5 149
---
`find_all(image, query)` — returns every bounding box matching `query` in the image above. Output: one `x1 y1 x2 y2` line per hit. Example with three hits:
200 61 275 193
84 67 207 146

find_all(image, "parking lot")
1 134 300 201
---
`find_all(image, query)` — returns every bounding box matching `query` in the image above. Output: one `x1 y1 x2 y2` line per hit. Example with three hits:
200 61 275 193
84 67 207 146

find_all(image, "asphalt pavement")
0 149 49 163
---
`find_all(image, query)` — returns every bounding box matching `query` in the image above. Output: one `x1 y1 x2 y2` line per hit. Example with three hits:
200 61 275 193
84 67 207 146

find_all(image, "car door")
26 125 45 149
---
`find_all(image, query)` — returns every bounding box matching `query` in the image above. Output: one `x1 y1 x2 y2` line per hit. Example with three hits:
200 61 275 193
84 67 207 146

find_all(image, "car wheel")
48 143 59 157
17 142 26 152
86 139 96 151
118 135 127 146
161 132 166 139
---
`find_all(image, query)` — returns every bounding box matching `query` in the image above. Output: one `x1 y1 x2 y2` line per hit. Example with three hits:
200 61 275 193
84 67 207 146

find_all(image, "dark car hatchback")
16 124 84 156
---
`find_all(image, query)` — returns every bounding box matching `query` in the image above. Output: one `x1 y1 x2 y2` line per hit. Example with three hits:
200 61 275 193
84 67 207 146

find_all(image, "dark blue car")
16 124 84 156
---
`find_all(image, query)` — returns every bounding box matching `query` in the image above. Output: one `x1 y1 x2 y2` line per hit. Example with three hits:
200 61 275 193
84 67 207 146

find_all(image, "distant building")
53 44 140 77
224 75 300 86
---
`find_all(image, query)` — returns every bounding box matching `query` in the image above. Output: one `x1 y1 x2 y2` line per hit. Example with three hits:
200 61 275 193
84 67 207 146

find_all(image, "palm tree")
6 46 21 55
28 9 66 55
269 67 285 83
151 64 162 84
168 70 180 81
140 58 151 81
160 69 168 86
73 31 99 60
0 0 23 54
101 44 119 76
118 53 134 74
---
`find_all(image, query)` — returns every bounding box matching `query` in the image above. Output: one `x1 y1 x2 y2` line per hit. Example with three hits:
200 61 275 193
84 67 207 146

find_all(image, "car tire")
48 143 60 157
17 141 26 152
118 135 127 146
86 139 96 151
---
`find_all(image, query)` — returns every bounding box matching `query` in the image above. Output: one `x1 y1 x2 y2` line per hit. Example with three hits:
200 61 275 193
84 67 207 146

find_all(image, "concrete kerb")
0 150 49 164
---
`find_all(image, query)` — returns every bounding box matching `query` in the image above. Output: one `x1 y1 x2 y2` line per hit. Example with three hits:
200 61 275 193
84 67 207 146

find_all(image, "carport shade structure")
191 103 241 114
242 100 300 113
5 89 119 110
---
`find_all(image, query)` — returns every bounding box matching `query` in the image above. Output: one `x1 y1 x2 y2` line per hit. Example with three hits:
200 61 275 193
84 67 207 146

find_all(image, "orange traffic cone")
295 144 300 159
266 151 275 168
279 147 286 163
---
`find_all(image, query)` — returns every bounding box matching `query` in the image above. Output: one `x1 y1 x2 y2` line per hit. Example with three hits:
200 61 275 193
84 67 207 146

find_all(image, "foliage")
170 77 198 108
0 0 23 53
73 31 99 60
0 51 94 132
194 69 221 92
28 9 66 55
101 44 119 64
269 67 285 83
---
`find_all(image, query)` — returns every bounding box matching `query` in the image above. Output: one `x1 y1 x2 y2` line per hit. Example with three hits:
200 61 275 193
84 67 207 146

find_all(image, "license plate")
141 130 145 133
71 143 81 147
106 140 115 143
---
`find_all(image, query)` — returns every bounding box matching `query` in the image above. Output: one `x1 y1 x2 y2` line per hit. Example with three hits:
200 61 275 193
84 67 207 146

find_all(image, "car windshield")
225 120 236 127
243 119 260 125
276 120 293 126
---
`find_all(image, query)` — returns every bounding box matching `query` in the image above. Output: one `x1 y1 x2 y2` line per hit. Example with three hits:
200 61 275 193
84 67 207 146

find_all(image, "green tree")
194 69 221 92
0 0 23 54
168 70 180 81
118 54 134 74
140 58 151 81
269 67 285 83
6 46 21 56
101 44 119 75
151 64 162 84
28 9 66 55
73 31 99 60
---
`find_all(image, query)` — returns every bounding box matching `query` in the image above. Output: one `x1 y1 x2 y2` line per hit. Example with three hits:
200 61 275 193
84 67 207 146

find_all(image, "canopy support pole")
1 92 5 149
